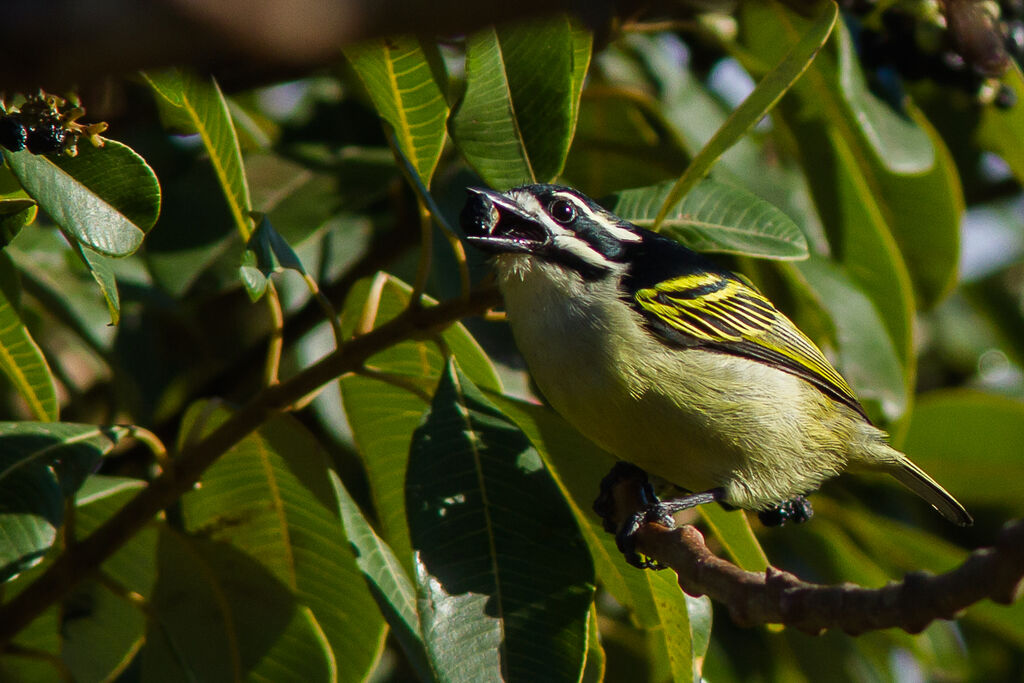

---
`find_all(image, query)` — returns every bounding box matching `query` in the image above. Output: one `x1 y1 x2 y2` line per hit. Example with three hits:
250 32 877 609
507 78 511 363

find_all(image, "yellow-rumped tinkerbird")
460 183 972 568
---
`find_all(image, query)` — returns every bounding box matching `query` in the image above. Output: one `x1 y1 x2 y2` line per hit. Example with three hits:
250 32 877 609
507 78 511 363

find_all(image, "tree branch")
634 519 1024 635
0 284 501 647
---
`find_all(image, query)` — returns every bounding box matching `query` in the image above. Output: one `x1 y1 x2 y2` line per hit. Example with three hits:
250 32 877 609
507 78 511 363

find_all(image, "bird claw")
758 495 814 527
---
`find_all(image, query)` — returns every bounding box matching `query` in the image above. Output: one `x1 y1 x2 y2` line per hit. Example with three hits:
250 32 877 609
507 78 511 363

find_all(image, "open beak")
460 187 549 254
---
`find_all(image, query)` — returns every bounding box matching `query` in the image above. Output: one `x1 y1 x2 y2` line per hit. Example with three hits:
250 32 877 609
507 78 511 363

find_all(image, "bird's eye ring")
549 199 576 224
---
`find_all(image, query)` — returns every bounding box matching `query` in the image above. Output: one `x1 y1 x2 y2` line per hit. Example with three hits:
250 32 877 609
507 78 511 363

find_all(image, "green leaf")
176 402 386 680
899 390 1024 511
449 16 587 188
487 392 723 680
71 240 121 325
834 20 935 174
0 423 127 582
612 178 808 259
698 505 769 572
333 472 434 682
866 106 962 307
0 254 57 421
340 273 501 568
345 37 449 187
2 139 159 256
651 0 836 229
0 199 36 247
407 360 594 681
144 69 253 240
141 528 339 681
246 214 308 275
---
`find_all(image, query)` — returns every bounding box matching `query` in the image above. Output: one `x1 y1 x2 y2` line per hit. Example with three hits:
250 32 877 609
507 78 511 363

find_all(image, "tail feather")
887 458 973 527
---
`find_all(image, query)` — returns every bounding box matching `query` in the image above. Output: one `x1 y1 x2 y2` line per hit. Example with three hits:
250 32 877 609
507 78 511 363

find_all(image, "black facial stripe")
574 223 626 260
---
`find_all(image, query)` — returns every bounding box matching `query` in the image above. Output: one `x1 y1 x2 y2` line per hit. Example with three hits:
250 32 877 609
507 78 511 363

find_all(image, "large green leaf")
0 423 127 582
172 402 385 680
833 19 934 174
899 390 1024 511
449 16 588 188
339 273 501 570
141 528 339 681
0 254 57 421
2 139 159 256
333 472 433 682
345 37 449 187
611 178 808 259
487 392 719 681
144 69 253 240
407 361 594 681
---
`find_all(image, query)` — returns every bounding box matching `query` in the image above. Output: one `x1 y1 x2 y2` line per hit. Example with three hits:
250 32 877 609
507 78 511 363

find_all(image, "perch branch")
633 518 1024 635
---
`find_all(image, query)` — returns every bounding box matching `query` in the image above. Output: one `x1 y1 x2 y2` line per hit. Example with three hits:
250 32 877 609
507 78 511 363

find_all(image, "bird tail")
884 457 973 527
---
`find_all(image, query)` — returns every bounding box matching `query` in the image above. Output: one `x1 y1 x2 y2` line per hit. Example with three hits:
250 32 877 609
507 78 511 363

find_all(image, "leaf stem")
262 281 284 386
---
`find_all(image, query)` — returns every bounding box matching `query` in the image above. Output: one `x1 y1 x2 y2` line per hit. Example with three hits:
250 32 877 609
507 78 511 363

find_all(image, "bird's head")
461 184 644 279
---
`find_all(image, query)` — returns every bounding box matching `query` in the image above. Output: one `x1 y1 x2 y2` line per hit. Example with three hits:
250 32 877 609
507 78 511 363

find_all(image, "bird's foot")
594 462 724 569
757 495 814 527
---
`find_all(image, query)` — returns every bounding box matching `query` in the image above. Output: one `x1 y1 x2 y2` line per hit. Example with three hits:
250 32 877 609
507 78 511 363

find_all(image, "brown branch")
634 520 1024 635
0 284 501 647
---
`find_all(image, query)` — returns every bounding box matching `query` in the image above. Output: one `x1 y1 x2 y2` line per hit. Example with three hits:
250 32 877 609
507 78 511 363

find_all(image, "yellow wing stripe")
635 273 857 402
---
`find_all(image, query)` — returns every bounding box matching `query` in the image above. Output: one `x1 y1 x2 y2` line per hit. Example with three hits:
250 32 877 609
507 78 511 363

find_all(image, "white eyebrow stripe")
549 190 642 242
507 190 573 238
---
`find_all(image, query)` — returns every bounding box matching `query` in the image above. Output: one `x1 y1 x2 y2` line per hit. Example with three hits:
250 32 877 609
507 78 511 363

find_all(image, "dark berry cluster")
0 93 107 156
843 0 1019 108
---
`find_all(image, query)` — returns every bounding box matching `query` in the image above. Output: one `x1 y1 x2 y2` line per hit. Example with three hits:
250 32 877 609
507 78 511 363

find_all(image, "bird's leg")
757 495 814 527
593 462 725 569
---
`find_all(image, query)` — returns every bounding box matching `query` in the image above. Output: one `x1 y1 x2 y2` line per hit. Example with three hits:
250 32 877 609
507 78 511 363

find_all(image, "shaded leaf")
0 423 127 582
0 254 57 420
407 361 594 681
450 16 585 188
144 69 253 239
141 528 338 682
346 37 449 187
2 139 159 256
612 179 808 259
62 477 153 683
177 402 385 680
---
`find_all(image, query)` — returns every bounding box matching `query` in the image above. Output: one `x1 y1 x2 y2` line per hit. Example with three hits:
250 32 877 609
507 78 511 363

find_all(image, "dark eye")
549 199 576 224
